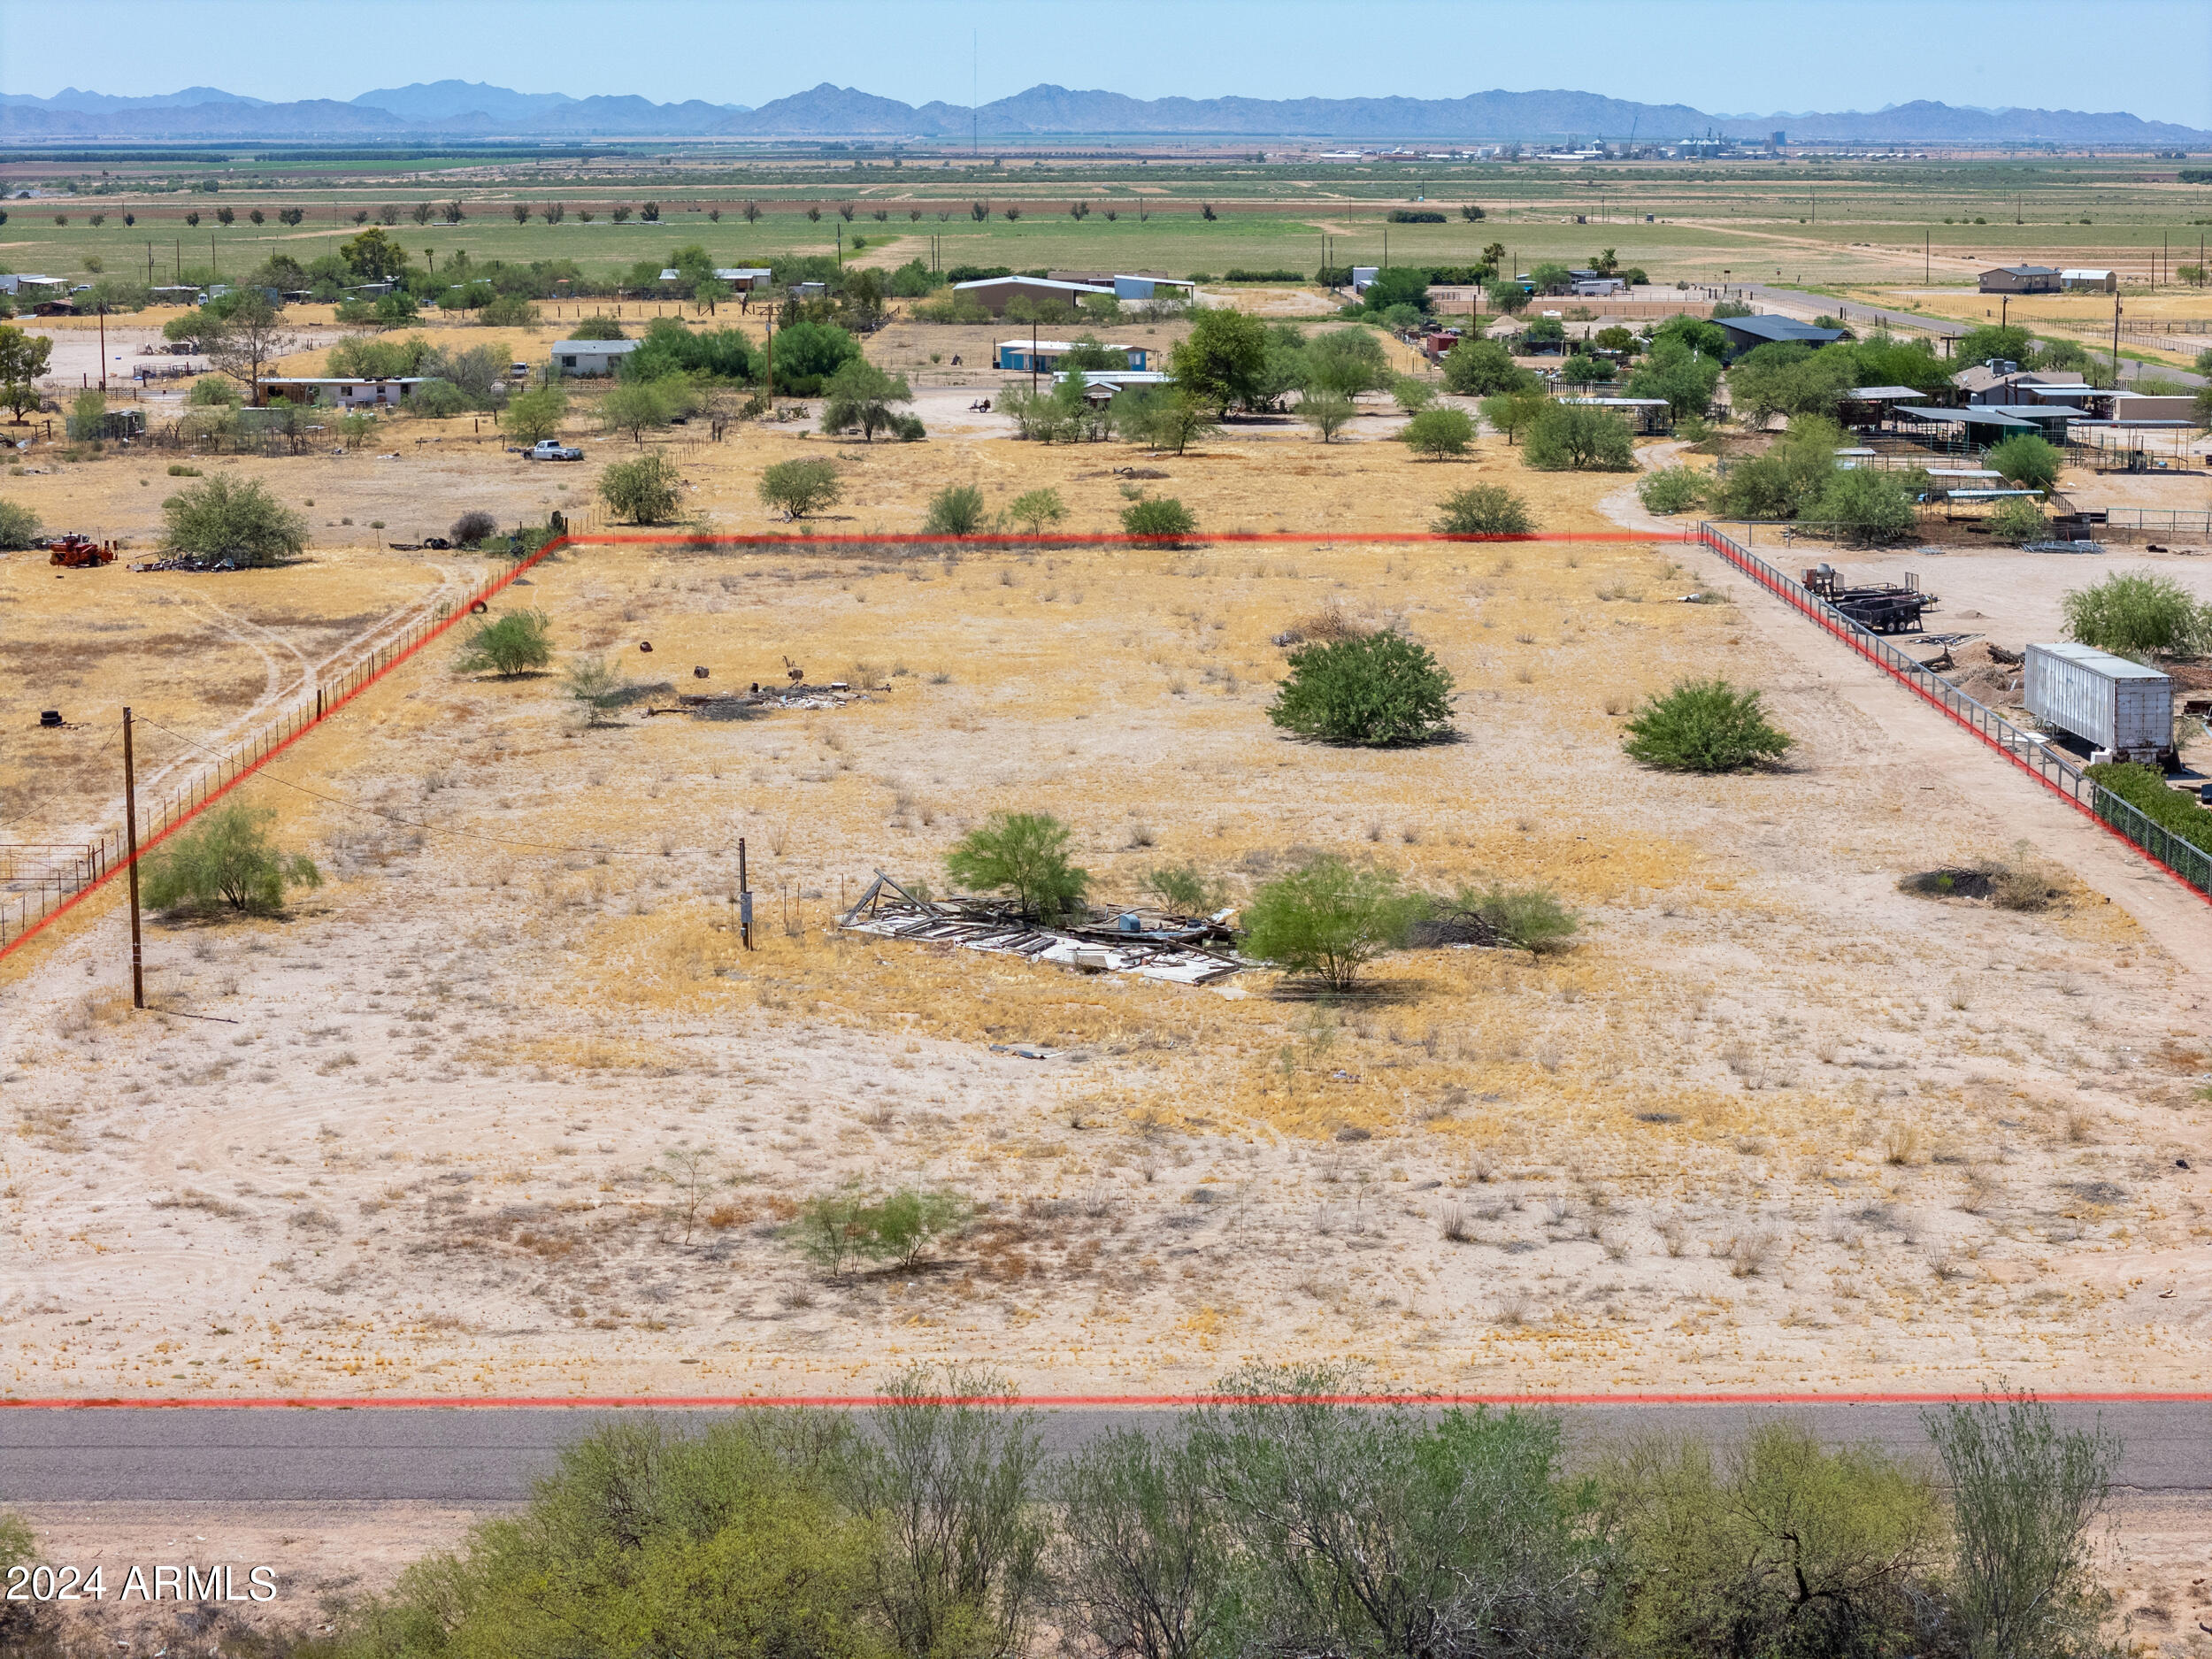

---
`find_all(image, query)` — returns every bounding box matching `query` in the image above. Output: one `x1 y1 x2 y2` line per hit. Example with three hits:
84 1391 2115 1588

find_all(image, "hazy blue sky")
6 0 2209 126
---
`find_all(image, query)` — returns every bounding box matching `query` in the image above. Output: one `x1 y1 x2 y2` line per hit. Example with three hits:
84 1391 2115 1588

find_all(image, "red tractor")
47 534 116 569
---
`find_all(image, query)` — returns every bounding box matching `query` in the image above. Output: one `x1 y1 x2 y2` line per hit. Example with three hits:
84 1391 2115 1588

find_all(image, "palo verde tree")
1240 859 1426 992
142 801 321 917
2060 570 2210 660
923 483 989 535
757 457 844 520
818 357 914 442
454 609 555 678
162 475 309 567
945 811 1089 921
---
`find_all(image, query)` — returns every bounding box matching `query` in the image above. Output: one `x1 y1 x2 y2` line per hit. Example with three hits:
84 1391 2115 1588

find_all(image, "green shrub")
1810 467 1916 545
1270 631 1455 748
407 376 472 418
757 457 843 520
564 655 633 724
598 379 675 442
1523 402 1636 471
1398 405 1475 460
142 802 320 917
2060 570 2208 659
1391 374 1438 412
1461 884 1579 952
788 1186 975 1277
567 315 626 340
313 1416 889 1659
478 293 539 327
501 384 567 444
1986 432 2062 493
1440 336 1524 396
162 474 308 566
598 451 681 523
0 498 39 549
1636 465 1709 515
186 374 240 406
945 811 1089 920
1007 488 1067 535
454 609 554 678
1624 678 1792 772
1120 496 1197 542
1985 495 2048 544
1432 483 1532 535
1927 1394 2120 1659
165 462 202 476
1299 389 1356 442
1601 1421 1945 1659
922 483 988 535
2087 762 2212 846
1146 864 1227 915
1241 857 1426 992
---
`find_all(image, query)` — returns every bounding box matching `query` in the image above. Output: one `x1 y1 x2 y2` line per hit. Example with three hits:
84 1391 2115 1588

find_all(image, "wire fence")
12 523 2210 956
1694 522 2212 902
0 536 571 955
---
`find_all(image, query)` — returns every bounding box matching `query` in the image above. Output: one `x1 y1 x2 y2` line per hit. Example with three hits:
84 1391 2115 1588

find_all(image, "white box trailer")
2023 642 2172 763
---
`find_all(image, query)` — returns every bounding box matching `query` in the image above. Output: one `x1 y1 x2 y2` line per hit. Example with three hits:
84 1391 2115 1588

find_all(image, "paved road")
1734 283 2206 390
4 1402 2209 1502
1731 284 1968 341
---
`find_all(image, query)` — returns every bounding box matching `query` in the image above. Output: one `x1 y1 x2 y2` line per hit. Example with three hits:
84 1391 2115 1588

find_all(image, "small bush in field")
1624 679 1792 772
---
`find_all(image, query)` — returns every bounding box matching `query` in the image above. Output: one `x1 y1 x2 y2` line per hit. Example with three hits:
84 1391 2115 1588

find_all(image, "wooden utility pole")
122 707 144 1010
738 837 753 949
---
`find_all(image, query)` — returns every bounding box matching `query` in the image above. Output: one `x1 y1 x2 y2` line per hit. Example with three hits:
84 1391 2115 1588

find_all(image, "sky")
5 0 2210 127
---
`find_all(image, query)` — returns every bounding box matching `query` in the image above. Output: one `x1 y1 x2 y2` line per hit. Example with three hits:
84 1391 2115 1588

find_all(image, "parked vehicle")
47 534 116 568
527 440 582 461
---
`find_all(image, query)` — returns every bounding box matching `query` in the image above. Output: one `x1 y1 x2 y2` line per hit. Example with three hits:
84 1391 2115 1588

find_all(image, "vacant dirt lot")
4 394 2212 1404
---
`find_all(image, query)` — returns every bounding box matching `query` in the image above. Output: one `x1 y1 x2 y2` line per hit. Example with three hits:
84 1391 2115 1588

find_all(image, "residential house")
549 339 642 377
1710 313 1847 358
1978 265 2061 295
995 340 1150 373
256 376 427 408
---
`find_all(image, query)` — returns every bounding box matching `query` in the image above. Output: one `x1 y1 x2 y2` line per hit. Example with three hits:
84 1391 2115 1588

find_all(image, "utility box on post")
2023 642 2173 764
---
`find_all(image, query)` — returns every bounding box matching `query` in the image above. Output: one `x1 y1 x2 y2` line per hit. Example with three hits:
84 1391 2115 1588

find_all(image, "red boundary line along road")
0 529 1681 970
1691 526 2212 910
4 1390 2211 1411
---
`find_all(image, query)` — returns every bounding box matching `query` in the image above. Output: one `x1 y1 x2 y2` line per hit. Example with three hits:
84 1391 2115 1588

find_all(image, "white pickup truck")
526 439 583 461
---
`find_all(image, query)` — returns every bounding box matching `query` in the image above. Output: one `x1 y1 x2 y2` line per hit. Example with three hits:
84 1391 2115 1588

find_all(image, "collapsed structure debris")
658 681 880 718
839 872 1247 985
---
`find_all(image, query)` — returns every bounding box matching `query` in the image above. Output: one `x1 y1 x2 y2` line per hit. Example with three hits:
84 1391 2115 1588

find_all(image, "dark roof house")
1712 313 1847 357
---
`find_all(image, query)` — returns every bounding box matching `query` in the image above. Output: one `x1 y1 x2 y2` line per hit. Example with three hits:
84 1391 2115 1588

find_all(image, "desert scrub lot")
5 508 2212 1402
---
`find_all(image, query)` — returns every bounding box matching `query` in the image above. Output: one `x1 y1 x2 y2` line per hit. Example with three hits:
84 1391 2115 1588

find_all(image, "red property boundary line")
4 1389 2209 1410
0 529 1684 971
1691 525 2212 910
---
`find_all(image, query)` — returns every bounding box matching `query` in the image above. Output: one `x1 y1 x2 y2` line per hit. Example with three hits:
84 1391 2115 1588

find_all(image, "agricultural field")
5 377 2212 1415
5 151 2211 296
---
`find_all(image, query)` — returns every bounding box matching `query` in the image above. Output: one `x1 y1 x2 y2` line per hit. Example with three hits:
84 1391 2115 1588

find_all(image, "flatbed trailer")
1802 564 1937 634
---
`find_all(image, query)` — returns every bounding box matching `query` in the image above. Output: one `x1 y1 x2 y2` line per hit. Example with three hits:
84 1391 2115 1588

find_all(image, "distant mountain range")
0 81 2203 145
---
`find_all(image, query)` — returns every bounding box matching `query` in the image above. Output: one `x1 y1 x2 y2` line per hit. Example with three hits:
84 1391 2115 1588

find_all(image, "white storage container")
2023 642 2172 762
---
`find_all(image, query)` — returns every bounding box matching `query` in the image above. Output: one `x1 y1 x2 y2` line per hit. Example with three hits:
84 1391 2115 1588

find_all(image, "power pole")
2112 292 2123 383
738 837 753 949
122 707 144 1010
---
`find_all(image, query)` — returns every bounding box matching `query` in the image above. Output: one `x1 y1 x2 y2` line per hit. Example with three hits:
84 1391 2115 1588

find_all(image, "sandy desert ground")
5 390 2212 1409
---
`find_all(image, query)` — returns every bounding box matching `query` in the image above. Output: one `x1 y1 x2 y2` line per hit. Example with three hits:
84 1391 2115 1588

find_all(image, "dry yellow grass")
4 411 2210 1402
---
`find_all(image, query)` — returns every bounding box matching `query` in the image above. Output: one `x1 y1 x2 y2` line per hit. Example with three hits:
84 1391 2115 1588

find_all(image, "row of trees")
265 1377 2119 1659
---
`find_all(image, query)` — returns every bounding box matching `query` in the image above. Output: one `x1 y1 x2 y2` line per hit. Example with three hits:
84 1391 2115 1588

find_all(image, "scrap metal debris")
840 872 1246 985
667 681 879 718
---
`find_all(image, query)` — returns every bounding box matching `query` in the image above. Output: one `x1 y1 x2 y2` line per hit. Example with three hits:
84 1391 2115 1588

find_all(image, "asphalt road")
4 1402 2209 1503
1737 283 2206 390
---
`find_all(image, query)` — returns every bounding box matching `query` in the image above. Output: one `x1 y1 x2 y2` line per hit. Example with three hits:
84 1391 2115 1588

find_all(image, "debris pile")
839 872 1245 986
669 682 880 718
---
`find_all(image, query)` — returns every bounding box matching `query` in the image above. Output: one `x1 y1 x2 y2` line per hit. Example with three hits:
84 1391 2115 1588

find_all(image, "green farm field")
6 152 2211 293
